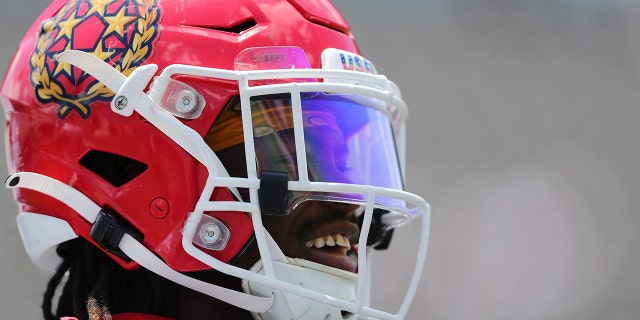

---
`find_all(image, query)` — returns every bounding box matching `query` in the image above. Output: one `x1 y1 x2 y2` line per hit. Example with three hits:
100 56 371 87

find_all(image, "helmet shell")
2 0 359 271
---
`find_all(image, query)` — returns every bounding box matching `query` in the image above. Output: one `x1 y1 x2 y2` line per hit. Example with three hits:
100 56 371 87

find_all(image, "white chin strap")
243 259 358 320
6 172 274 313
242 226 358 320
9 171 364 320
40 50 359 319
8 171 359 320
14 50 430 320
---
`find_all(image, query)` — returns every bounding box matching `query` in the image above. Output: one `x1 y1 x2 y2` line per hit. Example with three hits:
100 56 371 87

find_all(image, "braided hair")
42 237 177 320
41 112 257 320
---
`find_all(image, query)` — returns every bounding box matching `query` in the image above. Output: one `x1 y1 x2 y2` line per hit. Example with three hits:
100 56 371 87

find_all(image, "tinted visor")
207 93 408 216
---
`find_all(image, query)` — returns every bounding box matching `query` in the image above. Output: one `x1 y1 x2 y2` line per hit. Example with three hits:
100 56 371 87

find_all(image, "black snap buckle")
90 209 143 261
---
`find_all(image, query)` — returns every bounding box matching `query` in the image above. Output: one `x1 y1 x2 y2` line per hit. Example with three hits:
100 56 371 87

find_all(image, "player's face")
258 114 361 272
263 200 360 272
211 96 385 272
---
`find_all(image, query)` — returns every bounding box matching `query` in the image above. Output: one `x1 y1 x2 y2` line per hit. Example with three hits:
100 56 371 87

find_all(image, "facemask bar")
56 49 429 319
237 93 409 218
165 65 427 319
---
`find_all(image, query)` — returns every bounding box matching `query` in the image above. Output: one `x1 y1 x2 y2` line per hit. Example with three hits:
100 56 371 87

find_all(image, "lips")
298 220 359 272
262 200 362 273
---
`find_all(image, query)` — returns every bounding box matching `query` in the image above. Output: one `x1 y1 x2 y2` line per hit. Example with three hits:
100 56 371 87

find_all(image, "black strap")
258 171 290 216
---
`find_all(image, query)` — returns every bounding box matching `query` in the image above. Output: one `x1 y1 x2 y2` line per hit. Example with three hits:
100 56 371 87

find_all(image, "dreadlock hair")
42 237 178 320
39 127 260 320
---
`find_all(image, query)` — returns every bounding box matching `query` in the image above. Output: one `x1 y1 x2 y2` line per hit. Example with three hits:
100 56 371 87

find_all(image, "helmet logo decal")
29 0 160 119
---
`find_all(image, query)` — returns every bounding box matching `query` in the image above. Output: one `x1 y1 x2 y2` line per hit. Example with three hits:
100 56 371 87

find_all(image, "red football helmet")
2 0 430 319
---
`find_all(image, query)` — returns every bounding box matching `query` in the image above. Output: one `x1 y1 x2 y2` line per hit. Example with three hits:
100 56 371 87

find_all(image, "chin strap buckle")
90 209 143 261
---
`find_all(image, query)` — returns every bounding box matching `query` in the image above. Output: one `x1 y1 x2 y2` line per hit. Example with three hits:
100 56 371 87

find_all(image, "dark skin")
215 132 361 273
180 108 360 318
174 200 360 319
263 200 360 272
51 107 364 319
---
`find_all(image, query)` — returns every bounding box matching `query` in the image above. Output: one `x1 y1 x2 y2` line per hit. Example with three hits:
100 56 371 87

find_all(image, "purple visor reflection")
250 93 405 208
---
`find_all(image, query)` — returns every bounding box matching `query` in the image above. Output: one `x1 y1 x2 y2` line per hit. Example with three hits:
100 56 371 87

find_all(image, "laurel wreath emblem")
29 0 159 119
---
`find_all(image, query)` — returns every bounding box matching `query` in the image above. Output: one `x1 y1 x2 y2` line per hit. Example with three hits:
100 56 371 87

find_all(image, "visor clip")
359 208 395 250
110 64 158 117
90 208 143 261
258 171 289 216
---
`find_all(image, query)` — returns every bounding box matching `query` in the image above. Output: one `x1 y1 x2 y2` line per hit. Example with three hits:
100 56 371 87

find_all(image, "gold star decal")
103 7 137 37
53 43 74 77
55 10 82 41
92 42 115 62
87 0 111 16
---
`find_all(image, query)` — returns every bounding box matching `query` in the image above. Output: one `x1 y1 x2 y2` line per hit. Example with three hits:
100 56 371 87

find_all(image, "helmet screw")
200 223 222 244
114 96 128 110
175 90 197 113
193 215 230 250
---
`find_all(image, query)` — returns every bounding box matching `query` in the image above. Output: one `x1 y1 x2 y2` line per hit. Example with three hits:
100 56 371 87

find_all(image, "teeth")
325 235 336 246
313 237 325 248
335 234 349 248
305 234 351 250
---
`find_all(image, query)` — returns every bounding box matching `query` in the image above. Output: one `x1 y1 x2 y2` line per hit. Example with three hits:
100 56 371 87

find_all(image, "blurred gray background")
1 0 639 319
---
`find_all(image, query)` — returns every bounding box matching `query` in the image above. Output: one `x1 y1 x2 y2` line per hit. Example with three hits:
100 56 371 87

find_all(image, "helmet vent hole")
79 150 148 187
185 18 257 34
